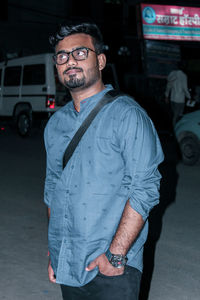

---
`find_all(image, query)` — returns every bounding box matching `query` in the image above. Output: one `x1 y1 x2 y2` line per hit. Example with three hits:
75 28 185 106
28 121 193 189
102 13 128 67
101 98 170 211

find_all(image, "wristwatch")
105 249 128 268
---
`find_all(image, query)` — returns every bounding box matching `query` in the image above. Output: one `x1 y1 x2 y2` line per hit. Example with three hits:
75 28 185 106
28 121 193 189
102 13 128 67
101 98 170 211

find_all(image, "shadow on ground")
139 134 179 300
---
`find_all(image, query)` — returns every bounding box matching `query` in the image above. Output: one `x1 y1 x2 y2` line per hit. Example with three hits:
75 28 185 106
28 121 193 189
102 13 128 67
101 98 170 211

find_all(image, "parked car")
174 110 200 165
0 53 118 136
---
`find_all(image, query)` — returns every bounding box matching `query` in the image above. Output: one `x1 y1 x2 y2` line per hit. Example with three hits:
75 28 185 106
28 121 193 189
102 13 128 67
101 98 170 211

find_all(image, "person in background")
165 62 191 126
44 21 164 300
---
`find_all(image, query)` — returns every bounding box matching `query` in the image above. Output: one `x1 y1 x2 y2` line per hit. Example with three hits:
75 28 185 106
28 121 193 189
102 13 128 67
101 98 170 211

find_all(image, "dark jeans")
61 266 142 300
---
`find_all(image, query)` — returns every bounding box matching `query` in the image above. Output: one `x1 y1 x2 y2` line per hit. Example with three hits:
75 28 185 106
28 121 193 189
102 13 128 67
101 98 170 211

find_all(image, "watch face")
110 255 127 268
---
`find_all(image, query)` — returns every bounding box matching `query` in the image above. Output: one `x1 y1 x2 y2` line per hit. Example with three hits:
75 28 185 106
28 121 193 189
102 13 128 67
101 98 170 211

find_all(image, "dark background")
2 0 200 131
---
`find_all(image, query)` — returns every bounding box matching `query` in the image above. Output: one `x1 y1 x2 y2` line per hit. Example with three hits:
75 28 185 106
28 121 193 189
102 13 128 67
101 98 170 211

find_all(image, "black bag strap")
63 89 122 169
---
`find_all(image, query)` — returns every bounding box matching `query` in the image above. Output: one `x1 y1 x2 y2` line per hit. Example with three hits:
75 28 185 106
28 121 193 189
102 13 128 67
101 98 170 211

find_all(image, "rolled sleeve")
119 107 164 221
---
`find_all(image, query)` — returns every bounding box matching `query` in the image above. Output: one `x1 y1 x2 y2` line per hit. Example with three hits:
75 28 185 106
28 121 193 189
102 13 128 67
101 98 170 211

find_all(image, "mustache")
63 67 83 75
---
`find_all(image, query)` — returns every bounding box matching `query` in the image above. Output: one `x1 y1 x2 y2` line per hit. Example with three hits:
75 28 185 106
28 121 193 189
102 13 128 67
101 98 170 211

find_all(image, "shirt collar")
68 84 113 113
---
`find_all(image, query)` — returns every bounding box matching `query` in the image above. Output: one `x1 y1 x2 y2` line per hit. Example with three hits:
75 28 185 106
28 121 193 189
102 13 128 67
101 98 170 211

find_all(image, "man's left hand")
86 253 124 276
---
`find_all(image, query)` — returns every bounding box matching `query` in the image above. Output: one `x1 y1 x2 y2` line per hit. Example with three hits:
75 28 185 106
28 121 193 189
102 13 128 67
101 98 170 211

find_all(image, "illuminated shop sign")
141 3 200 41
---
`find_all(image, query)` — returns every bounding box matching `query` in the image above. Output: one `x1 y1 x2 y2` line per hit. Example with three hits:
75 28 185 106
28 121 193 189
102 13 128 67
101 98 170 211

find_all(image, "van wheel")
179 135 200 165
17 112 31 136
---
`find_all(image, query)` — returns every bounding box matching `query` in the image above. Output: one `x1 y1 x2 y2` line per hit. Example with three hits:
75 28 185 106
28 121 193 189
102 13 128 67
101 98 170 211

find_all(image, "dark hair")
49 22 104 54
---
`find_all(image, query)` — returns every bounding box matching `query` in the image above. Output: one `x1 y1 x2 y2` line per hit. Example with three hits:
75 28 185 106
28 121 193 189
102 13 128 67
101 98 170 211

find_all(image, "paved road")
147 163 200 300
0 125 199 299
0 125 61 299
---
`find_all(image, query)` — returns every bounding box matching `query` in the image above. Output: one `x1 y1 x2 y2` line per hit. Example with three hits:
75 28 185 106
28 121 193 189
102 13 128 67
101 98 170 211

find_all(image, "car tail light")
46 95 55 109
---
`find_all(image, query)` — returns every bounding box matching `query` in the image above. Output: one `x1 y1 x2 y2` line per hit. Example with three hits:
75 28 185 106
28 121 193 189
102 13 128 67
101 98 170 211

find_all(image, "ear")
97 53 106 71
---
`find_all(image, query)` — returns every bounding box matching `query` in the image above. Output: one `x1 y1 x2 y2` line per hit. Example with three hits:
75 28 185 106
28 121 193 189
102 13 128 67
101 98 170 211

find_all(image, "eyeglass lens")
55 48 89 64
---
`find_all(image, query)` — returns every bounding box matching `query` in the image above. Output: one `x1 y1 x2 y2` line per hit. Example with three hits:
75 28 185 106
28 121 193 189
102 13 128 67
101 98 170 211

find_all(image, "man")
44 22 164 300
165 63 191 126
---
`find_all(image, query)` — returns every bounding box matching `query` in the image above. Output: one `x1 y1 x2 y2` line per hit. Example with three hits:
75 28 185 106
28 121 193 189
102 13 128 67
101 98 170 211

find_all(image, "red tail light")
46 95 55 109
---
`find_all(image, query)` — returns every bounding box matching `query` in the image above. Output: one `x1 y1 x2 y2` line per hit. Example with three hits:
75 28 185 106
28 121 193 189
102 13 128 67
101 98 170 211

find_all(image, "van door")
21 64 46 112
2 66 22 116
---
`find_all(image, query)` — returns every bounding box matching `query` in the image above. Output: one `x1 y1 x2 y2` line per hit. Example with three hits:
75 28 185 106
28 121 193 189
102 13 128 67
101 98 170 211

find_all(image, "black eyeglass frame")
53 47 97 65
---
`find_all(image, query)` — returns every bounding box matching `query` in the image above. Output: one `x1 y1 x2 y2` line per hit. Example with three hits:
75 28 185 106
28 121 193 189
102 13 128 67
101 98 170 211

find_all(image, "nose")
66 52 77 66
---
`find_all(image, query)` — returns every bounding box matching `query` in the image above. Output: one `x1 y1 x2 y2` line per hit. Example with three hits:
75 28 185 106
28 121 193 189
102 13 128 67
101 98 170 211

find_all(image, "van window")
4 66 22 86
23 64 45 85
0 69 2 84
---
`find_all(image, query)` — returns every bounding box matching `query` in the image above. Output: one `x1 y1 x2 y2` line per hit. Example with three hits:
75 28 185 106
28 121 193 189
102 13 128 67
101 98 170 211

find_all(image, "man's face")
55 33 105 91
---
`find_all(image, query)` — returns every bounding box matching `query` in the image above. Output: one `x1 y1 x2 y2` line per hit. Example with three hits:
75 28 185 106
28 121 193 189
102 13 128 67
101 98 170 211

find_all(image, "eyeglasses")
53 47 97 65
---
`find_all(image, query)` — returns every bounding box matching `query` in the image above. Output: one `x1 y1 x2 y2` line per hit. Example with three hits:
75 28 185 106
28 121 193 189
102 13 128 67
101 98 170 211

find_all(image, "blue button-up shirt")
44 85 164 287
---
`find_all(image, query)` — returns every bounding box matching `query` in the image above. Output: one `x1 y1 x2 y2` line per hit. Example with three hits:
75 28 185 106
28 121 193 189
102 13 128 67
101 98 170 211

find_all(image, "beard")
64 74 85 89
61 64 100 91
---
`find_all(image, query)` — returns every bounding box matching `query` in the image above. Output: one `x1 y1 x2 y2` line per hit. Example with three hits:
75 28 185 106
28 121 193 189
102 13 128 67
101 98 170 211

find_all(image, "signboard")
141 3 200 41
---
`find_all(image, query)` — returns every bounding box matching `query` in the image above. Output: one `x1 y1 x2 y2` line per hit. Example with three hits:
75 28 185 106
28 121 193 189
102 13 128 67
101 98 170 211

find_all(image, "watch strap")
105 249 113 261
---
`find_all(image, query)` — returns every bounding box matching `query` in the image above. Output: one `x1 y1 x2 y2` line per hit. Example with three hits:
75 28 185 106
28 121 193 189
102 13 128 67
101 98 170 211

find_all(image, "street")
0 125 199 300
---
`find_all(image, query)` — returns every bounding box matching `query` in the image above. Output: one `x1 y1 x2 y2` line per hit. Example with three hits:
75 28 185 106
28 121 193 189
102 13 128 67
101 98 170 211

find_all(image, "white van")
0 53 119 136
0 53 70 136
